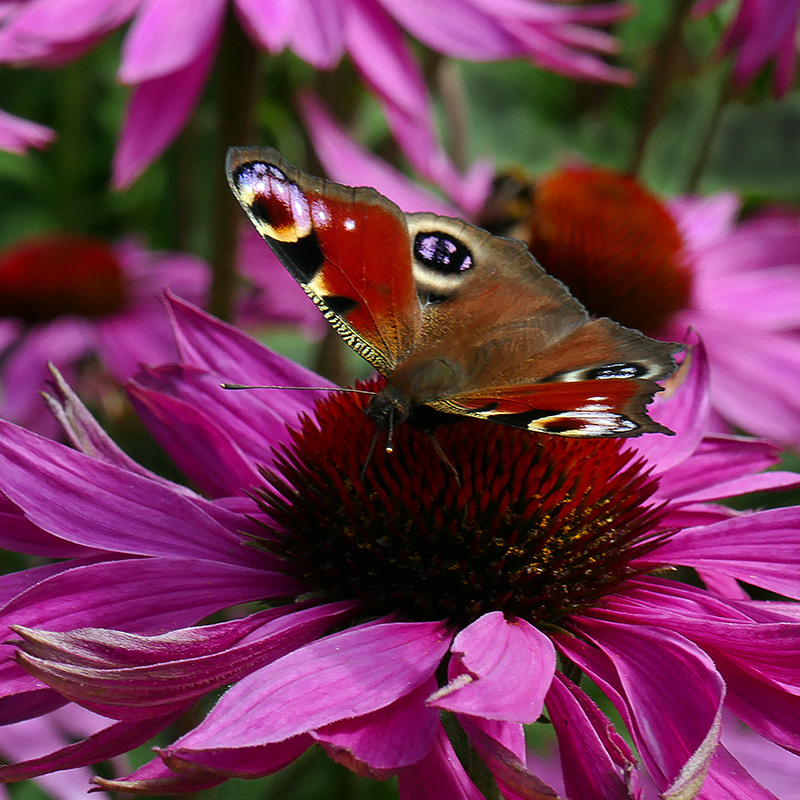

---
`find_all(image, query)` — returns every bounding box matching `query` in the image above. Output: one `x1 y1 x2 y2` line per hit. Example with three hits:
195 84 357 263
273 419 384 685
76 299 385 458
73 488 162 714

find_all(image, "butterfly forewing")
227 147 421 374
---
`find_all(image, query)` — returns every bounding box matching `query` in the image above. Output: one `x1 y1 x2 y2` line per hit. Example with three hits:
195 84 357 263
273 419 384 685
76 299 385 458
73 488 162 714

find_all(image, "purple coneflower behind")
0 297 799 797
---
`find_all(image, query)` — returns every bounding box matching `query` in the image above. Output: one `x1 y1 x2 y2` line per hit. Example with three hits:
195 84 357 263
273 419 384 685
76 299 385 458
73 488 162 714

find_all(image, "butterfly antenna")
221 383 377 396
361 428 382 483
425 431 461 487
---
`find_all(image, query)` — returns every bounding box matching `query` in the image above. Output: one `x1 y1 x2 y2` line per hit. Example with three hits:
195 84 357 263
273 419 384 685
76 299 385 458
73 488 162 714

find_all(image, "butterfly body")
227 147 680 438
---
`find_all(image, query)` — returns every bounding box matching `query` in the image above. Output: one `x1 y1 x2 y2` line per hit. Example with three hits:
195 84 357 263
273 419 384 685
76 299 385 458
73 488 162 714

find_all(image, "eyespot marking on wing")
543 362 654 383
412 231 476 296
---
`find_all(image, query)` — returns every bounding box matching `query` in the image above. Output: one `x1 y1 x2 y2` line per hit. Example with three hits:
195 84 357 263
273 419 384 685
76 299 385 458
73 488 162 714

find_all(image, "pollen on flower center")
484 166 692 336
0 235 127 323
255 383 667 626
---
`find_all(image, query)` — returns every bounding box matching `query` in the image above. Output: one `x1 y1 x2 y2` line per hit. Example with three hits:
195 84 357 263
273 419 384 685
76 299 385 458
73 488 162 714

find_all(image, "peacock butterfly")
226 148 680 438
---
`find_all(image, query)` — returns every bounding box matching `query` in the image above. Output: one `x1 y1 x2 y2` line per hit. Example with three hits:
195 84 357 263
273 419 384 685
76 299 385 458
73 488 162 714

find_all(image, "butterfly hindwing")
227 147 421 374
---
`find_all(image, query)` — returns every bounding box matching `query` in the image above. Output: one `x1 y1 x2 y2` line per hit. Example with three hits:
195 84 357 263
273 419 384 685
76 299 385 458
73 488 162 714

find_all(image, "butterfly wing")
227 147 420 374
389 215 680 436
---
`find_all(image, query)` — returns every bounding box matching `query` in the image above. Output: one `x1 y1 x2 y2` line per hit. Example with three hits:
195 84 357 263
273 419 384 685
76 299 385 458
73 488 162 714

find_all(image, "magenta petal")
165 294 335 400
546 673 639 800
698 743 782 800
0 712 179 782
160 735 311 779
119 0 226 82
112 37 218 189
0 108 55 154
428 611 555 722
126 380 262 498
94 752 224 793
457 719 561 800
397 724 485 800
345 0 429 119
314 677 439 772
172 621 452 749
41 365 193 494
0 420 257 565
298 92 462 216
12 602 356 720
644 509 800 600
285 0 345 68
1 558 288 637
570 619 724 794
234 0 291 51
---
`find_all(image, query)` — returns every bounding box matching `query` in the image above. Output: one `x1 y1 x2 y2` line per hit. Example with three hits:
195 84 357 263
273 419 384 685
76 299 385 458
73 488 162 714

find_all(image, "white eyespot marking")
344 218 356 231
312 200 330 227
255 180 266 193
577 403 611 412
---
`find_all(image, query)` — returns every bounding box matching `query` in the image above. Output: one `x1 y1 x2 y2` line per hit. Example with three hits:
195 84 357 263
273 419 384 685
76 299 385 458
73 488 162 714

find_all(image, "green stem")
628 0 696 176
209 11 260 322
56 62 87 231
685 74 733 193
436 59 470 173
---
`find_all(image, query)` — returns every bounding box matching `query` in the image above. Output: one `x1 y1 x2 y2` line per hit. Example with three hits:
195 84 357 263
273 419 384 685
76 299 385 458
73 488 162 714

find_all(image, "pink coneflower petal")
0 109 56 154
397 726 485 800
644 509 800 600
234 0 292 52
169 621 452 750
0 558 282 635
284 0 346 68
0 712 182 783
299 92 462 216
345 0 430 120
313 678 440 772
559 623 724 796
112 36 218 190
0 422 262 564
13 602 357 719
429 611 556 722
119 0 226 83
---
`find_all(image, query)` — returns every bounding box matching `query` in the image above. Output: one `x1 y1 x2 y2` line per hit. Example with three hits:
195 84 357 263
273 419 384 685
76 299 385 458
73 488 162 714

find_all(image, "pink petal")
41 365 194 495
345 0 430 118
645 508 800 600
158 735 310 780
564 621 724 794
0 108 55 154
0 317 95 436
13 602 355 720
428 611 556 722
1 557 288 636
171 621 452 749
397 724 485 800
165 293 335 402
669 193 740 251
234 0 291 51
314 677 439 772
0 421 262 566
0 712 180 783
377 0 520 60
698 743 783 800
298 92 462 216
457 719 562 800
285 0 345 68
94 753 225 792
112 36 218 189
546 672 639 800
119 0 226 83
126 378 263 498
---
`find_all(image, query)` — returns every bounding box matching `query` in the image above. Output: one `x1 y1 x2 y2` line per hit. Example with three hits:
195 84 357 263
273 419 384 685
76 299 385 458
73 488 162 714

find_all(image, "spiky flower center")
255 385 666 626
485 166 692 336
0 235 126 323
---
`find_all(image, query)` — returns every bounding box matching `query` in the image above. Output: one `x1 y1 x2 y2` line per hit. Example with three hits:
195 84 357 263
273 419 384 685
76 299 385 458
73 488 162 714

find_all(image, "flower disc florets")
256 382 666 626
